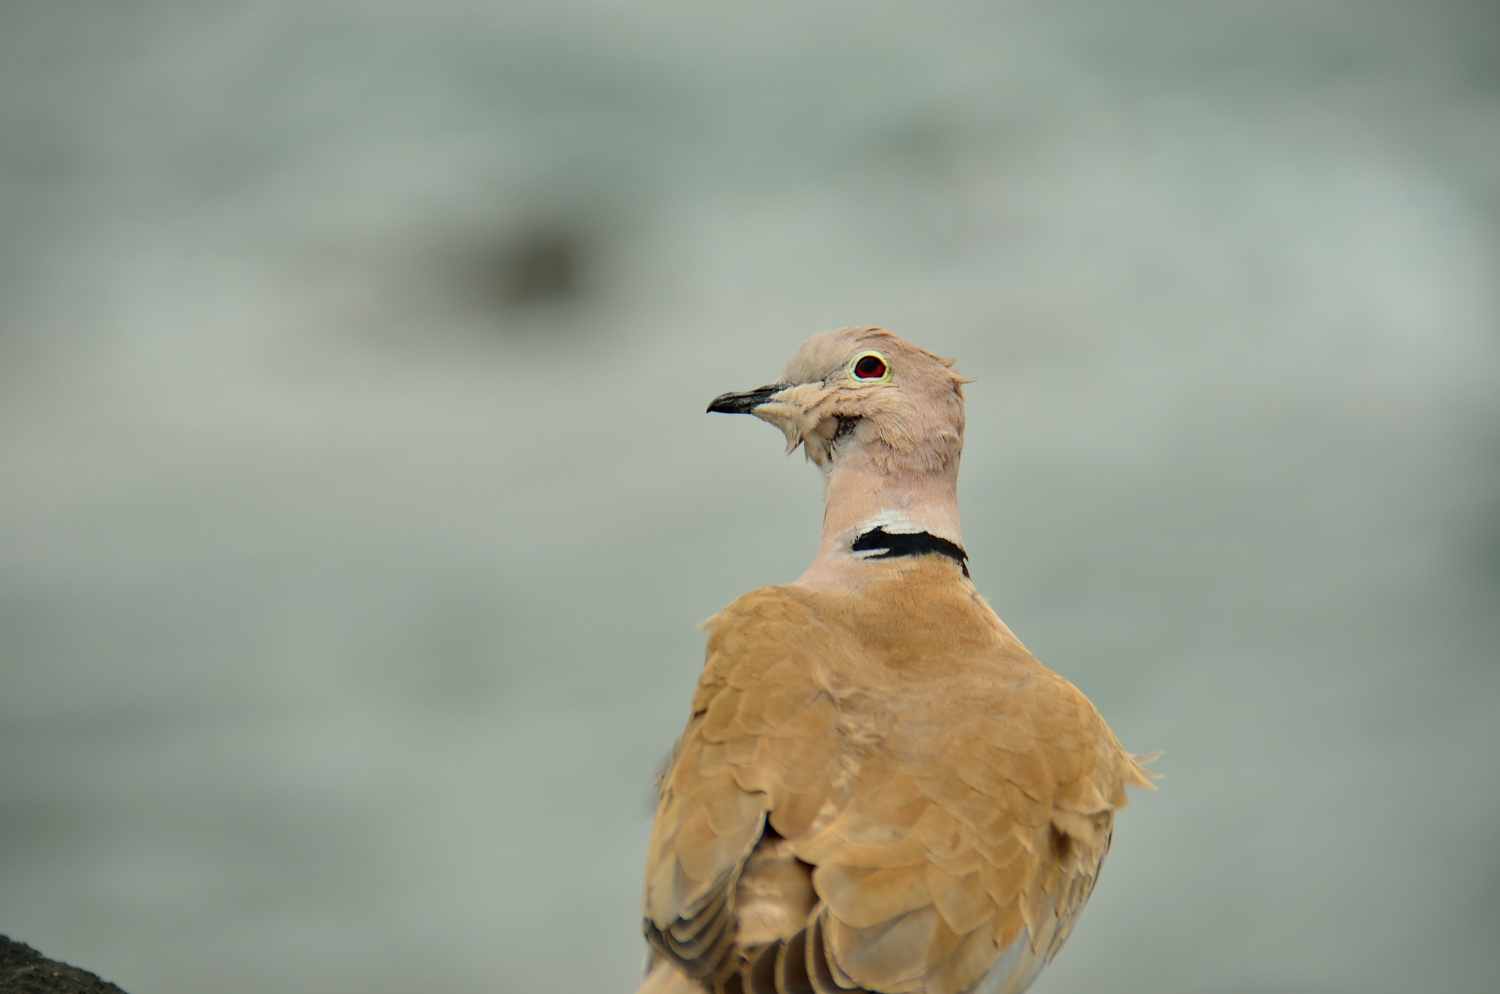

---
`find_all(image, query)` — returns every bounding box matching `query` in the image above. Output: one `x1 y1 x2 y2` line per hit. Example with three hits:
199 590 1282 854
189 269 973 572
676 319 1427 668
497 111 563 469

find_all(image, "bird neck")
794 445 965 590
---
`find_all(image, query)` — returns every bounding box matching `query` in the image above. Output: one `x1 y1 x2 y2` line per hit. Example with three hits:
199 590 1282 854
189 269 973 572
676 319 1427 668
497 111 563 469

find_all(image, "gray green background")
1 2 1497 992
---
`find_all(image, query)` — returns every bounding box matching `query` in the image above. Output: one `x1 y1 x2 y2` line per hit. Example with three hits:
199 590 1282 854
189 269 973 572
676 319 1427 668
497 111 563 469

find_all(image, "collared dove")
639 327 1155 994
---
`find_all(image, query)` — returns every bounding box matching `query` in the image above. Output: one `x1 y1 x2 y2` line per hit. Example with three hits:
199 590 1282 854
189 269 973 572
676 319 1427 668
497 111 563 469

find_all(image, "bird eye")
849 352 890 382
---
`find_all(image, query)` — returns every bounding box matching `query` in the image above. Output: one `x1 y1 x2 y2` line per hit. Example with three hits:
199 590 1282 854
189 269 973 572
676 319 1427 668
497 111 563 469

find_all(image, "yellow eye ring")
847 351 891 382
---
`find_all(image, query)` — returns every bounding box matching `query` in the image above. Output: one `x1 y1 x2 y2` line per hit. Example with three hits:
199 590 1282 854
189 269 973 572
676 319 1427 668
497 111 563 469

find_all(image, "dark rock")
0 937 128 994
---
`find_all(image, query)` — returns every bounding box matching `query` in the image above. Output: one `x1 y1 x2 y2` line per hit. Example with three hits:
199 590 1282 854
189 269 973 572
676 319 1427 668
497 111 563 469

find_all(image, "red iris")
853 354 887 379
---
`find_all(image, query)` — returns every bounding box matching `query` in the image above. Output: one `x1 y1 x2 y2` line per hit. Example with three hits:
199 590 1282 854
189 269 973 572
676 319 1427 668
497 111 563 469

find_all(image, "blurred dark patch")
458 223 593 311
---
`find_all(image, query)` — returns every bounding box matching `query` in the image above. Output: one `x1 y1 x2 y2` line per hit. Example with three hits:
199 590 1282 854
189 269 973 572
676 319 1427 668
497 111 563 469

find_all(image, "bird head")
708 326 969 475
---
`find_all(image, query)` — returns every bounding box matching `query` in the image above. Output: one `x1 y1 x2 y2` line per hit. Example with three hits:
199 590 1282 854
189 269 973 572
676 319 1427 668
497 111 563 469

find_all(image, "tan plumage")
640 328 1154 994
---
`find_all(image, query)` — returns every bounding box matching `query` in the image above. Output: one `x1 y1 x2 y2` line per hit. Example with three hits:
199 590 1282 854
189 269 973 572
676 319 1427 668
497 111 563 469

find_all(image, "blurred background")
1 1 1498 992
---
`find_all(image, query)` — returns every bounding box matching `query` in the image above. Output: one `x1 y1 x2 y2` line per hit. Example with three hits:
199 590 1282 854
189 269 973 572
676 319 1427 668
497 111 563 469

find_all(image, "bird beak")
706 383 790 415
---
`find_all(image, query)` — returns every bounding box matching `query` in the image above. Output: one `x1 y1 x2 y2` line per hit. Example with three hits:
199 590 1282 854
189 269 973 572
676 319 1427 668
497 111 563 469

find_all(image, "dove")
639 327 1154 994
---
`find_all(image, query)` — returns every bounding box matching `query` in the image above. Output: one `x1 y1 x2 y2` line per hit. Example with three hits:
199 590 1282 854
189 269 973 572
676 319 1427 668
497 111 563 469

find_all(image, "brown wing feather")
641 560 1152 994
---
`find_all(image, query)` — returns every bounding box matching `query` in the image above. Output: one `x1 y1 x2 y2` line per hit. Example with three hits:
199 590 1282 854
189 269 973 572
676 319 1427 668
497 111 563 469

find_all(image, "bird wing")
643 587 842 980
643 577 1151 994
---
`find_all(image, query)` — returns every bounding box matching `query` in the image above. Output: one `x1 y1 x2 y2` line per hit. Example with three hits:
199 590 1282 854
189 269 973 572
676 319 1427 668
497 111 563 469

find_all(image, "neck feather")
793 443 964 589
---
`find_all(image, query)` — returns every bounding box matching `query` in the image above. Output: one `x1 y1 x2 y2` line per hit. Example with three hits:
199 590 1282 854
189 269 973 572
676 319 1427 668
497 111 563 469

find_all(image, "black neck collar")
850 527 969 578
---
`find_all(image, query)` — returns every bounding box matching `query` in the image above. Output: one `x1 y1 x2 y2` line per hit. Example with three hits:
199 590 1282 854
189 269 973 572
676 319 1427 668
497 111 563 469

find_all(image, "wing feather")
641 566 1152 994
